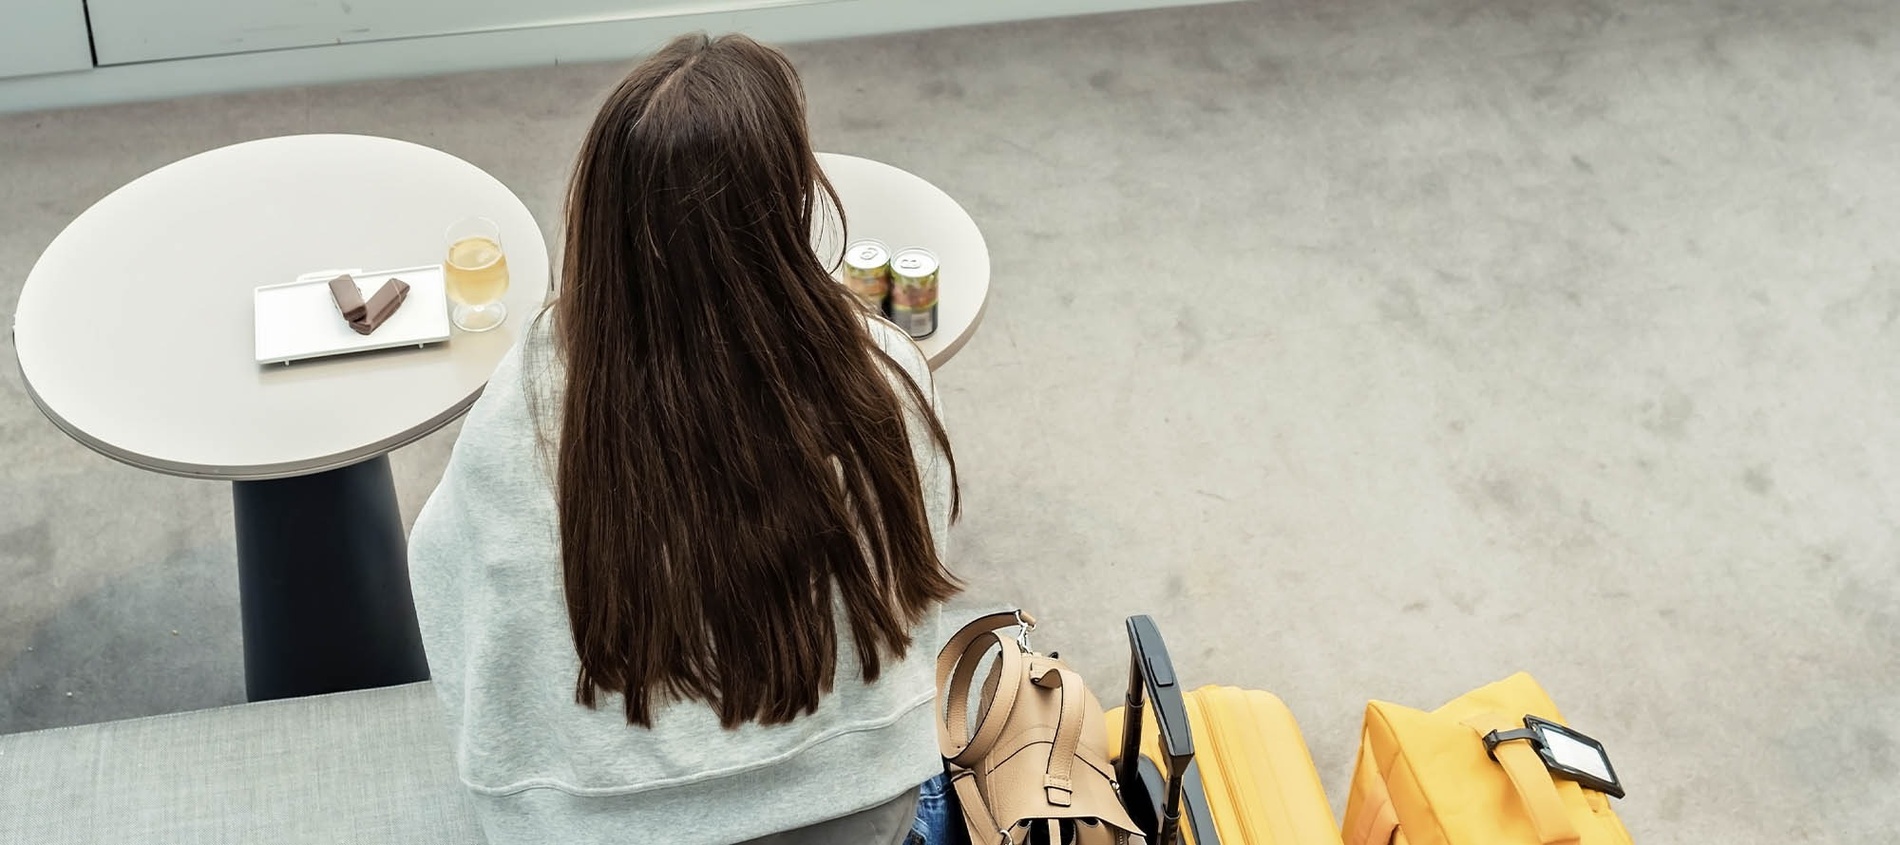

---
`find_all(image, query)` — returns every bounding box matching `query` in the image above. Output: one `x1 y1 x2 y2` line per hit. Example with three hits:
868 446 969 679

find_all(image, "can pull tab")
1013 610 1038 652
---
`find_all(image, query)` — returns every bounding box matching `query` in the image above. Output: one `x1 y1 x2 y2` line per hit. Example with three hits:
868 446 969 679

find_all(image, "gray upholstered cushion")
0 682 481 844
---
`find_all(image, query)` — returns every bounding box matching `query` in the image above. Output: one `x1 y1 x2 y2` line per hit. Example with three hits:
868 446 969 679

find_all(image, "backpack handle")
936 612 1030 765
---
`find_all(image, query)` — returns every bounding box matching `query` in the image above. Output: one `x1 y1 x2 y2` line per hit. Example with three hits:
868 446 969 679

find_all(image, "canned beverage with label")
888 248 940 339
841 239 892 313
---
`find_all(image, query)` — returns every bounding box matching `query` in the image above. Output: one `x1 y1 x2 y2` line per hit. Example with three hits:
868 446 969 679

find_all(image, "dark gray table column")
232 455 428 701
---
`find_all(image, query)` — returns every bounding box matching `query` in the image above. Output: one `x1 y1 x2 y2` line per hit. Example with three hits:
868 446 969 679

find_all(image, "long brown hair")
553 33 960 729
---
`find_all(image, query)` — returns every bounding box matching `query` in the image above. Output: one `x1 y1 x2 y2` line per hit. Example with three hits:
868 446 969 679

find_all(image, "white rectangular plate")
254 265 452 365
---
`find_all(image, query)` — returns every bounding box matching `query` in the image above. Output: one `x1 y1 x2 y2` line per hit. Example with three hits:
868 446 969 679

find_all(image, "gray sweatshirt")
407 317 953 845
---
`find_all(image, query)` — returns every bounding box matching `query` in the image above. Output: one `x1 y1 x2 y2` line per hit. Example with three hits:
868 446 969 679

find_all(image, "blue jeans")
908 772 969 845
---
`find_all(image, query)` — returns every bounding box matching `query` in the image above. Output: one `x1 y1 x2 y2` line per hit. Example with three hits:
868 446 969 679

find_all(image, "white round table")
813 153 989 369
15 134 550 480
13 134 550 701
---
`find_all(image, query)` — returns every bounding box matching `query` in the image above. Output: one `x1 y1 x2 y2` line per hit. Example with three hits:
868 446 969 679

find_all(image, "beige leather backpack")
936 611 1144 845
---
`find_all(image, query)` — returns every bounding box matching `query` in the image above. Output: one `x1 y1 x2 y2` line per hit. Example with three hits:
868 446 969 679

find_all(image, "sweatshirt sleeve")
868 319 953 563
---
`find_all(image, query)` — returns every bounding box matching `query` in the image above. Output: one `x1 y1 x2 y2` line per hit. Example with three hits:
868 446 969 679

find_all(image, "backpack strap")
1461 714 1580 845
1030 664 1087 806
937 612 1030 765
949 766 1005 845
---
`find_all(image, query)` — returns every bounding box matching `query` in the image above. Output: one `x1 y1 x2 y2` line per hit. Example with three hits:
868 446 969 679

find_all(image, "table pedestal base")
232 456 429 701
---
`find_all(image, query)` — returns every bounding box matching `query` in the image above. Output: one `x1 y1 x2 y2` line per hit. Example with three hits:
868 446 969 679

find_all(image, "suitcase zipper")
1187 689 1261 842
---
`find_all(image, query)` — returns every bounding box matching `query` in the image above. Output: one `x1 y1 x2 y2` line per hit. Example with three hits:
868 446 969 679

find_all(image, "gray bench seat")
0 682 481 844
0 682 918 844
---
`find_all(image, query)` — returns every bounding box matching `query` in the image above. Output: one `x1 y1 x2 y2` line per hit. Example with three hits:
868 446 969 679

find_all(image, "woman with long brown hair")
407 33 963 845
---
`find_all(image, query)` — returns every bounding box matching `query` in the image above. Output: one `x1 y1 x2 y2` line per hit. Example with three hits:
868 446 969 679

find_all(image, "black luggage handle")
1117 615 1221 845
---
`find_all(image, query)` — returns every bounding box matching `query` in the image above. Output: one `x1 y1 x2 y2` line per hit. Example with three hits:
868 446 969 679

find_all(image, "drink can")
841 239 892 313
889 247 940 339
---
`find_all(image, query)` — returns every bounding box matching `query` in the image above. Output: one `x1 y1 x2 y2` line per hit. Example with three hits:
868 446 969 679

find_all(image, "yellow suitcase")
1104 616 1345 845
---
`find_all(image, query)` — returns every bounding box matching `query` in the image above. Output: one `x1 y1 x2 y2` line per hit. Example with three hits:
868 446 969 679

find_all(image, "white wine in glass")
445 217 510 332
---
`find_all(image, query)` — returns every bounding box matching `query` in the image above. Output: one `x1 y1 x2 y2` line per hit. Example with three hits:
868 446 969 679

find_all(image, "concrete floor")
3 0 1897 840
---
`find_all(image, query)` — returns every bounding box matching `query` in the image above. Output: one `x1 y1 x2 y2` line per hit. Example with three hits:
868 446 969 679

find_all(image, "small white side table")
13 134 551 701
815 153 990 369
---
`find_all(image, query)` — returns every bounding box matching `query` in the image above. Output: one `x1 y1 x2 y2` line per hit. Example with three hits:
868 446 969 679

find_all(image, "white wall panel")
0 0 91 79
1 0 1246 112
87 0 834 64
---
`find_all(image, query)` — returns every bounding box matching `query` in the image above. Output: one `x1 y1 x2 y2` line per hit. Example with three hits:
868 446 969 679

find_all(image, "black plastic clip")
1483 727 1543 761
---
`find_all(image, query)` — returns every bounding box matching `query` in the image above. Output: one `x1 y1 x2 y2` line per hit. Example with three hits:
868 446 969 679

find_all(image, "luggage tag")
1483 715 1625 799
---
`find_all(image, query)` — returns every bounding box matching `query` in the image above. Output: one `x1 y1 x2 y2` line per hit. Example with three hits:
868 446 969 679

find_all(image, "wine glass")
444 217 510 332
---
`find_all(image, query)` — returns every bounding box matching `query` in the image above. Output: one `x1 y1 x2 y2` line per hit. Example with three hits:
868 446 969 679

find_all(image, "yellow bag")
1341 673 1633 845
